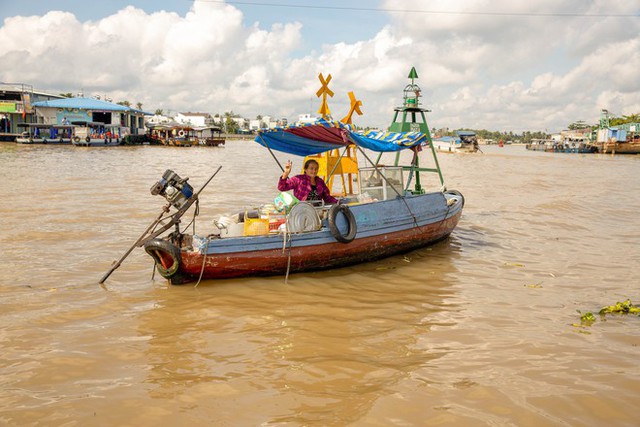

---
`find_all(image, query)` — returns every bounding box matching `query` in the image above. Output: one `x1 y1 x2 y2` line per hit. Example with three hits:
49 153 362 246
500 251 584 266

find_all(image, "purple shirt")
278 174 338 204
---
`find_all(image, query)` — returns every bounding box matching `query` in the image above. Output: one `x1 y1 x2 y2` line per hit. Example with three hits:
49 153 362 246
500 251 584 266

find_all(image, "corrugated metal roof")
32 97 133 112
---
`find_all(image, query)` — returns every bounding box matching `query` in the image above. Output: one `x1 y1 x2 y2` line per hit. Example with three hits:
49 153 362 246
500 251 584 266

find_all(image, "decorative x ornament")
341 91 363 124
316 73 334 119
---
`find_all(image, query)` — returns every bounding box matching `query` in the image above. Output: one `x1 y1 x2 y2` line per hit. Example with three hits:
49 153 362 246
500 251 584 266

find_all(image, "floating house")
32 97 149 136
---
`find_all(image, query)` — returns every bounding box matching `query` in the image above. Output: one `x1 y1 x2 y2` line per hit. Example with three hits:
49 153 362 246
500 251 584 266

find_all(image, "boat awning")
255 118 426 156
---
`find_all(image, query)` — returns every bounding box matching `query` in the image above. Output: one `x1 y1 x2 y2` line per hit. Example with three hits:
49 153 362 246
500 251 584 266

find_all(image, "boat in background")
600 133 640 154
101 67 464 285
592 109 640 154
147 123 198 146
195 126 225 146
16 123 75 144
525 138 597 153
596 125 640 154
525 139 554 151
432 130 479 153
71 121 125 146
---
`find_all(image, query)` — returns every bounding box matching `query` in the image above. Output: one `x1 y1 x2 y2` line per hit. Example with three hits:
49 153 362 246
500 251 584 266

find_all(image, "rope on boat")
191 199 200 234
434 190 464 237
283 221 293 284
425 194 454 243
179 199 200 234
194 236 211 288
285 238 292 285
355 145 420 229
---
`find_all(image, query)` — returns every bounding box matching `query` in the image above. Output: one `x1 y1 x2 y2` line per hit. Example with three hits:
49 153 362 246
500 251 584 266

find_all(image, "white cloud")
0 1 638 132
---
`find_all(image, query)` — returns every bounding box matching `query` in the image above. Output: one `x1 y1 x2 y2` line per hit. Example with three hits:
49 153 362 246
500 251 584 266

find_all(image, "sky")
1 0 639 132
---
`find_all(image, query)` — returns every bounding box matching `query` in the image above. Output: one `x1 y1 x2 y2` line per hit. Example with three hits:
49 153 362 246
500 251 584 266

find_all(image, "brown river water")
0 141 639 426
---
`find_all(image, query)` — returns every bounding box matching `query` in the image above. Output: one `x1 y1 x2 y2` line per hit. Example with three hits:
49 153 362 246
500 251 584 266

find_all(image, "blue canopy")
255 118 426 156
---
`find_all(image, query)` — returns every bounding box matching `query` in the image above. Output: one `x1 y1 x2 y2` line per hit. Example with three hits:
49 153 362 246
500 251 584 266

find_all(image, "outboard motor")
150 169 194 209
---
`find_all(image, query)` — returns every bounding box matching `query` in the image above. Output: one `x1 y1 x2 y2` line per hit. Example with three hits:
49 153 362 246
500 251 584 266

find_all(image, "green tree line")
607 113 640 127
438 128 552 144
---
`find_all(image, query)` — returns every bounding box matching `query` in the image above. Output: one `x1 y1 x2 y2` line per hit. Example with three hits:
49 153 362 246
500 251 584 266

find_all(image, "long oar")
98 205 171 284
98 166 222 284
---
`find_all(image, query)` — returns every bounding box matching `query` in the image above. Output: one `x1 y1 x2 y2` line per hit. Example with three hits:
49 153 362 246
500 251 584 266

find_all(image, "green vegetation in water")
575 310 597 328
599 299 640 316
574 300 640 330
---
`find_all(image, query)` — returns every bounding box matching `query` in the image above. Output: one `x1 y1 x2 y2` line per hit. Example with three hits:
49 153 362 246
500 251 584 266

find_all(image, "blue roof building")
32 97 151 135
33 97 132 111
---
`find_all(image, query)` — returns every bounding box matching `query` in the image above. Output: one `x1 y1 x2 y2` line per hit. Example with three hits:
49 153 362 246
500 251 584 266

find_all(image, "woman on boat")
278 159 338 204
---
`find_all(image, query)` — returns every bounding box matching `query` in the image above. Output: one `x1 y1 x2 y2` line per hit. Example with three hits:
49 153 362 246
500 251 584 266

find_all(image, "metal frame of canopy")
255 119 446 198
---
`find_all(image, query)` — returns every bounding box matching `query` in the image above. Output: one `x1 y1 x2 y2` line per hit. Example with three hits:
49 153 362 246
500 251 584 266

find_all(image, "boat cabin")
15 123 75 144
71 121 124 145
194 126 225 146
148 123 198 146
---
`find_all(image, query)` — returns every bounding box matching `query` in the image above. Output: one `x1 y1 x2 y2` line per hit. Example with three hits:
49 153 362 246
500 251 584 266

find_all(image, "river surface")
0 141 639 426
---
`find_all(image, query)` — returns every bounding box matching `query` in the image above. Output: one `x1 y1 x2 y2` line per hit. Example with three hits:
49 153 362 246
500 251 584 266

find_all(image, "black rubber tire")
328 204 357 243
144 238 182 279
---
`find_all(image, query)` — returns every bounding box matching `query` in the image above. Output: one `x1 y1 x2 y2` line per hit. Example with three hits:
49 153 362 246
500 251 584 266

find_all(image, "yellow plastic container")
244 216 269 236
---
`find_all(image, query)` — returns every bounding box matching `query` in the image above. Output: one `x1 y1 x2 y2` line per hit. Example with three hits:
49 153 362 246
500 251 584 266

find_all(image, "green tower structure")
389 67 431 133
381 67 444 192
599 109 610 129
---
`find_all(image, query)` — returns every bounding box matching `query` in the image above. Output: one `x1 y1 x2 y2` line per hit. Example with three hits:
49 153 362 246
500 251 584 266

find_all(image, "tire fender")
144 238 182 279
328 204 357 243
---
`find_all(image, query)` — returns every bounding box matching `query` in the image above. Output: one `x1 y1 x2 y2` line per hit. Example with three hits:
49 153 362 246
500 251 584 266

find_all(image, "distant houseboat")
525 138 596 153
432 130 479 153
194 126 225 146
71 121 125 146
16 123 75 144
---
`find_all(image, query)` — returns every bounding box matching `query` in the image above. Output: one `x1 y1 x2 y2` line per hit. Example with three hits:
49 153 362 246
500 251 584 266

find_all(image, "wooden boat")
525 139 597 153
100 68 464 286
16 123 75 144
143 187 463 284
71 121 124 146
593 110 640 154
195 126 225 146
433 130 479 153
148 123 198 146
600 132 640 154
432 131 479 153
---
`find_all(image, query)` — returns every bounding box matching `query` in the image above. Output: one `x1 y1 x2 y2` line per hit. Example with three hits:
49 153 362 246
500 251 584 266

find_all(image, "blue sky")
1 1 639 132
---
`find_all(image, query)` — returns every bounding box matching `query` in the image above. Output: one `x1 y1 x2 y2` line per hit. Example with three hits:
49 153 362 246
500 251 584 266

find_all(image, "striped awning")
255 118 426 156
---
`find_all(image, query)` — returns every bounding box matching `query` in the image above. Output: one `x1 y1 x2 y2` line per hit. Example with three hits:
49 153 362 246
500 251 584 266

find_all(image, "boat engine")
150 169 194 209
